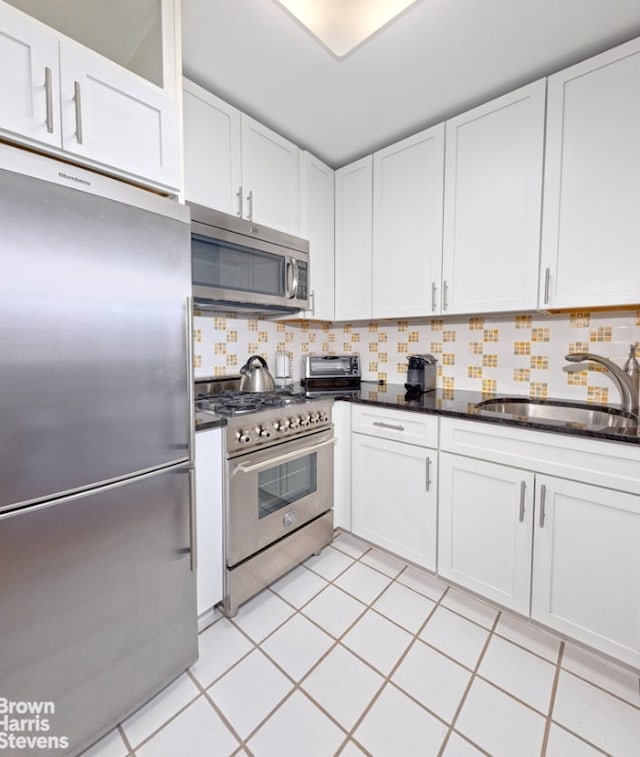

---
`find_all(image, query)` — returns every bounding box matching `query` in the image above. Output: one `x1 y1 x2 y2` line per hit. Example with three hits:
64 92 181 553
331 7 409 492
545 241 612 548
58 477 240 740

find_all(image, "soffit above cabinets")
182 0 640 167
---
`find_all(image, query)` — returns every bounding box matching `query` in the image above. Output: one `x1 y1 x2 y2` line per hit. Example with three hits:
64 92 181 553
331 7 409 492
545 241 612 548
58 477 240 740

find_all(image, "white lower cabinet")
194 427 224 618
531 475 640 669
438 416 640 668
351 407 437 571
333 401 352 531
438 453 534 615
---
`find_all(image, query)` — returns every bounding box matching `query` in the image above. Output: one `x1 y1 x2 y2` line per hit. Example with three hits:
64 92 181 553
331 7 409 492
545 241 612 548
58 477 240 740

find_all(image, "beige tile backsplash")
193 309 640 404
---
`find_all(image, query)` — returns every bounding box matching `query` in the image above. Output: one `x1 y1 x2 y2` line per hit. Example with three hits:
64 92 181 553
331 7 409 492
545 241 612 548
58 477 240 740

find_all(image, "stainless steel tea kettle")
239 355 276 392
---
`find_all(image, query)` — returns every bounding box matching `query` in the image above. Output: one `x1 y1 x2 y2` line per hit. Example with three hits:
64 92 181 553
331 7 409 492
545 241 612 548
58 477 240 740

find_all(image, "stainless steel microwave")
189 203 310 315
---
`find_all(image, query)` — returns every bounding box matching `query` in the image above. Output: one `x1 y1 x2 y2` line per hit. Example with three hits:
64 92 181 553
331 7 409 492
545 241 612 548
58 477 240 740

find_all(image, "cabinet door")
351 434 436 570
241 115 300 234
332 401 352 531
532 476 640 669
372 125 444 318
183 79 242 214
195 428 224 616
442 80 545 314
438 453 534 614
540 38 640 309
60 41 180 191
0 4 60 148
335 155 373 321
298 152 335 320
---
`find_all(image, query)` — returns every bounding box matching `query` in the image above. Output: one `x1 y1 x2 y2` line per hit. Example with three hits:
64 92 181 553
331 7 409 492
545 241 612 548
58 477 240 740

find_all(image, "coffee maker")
405 354 437 394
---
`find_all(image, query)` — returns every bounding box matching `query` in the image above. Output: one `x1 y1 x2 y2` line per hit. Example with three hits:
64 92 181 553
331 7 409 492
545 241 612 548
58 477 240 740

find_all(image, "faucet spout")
564 352 638 415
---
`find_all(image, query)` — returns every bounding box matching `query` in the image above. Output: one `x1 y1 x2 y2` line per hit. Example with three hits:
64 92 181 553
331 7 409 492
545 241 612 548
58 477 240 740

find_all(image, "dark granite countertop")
195 410 226 432
337 382 640 446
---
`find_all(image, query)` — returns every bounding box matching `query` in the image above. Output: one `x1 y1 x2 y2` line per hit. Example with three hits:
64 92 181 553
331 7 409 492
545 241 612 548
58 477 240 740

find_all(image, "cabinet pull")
236 186 243 217
519 480 526 522
431 281 437 312
246 189 253 221
73 81 83 144
44 67 54 133
425 457 432 492
539 484 546 528
372 421 404 432
309 289 315 316
443 280 449 311
544 267 550 305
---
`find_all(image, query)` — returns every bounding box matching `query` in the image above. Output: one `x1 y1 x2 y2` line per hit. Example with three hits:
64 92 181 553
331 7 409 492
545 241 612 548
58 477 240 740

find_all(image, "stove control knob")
300 413 311 427
256 425 271 439
310 411 320 424
236 430 251 444
276 420 290 432
289 415 300 430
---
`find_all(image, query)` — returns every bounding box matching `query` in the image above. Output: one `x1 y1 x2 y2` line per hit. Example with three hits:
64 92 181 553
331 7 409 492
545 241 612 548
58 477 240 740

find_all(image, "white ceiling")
183 0 640 168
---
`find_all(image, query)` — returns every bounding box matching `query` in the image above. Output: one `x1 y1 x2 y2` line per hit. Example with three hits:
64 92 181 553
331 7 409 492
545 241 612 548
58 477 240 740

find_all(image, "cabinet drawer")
352 405 438 448
440 417 640 494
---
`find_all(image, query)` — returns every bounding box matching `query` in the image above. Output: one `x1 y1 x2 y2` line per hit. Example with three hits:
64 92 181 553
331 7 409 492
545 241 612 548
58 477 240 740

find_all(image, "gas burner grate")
197 390 308 417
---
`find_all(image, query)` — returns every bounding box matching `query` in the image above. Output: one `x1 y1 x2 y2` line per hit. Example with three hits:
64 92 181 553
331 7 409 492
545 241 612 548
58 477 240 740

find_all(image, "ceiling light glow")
277 0 417 58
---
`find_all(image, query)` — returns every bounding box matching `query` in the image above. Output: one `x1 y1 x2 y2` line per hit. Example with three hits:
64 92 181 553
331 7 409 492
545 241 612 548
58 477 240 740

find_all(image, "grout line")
541 640 564 756
437 608 501 755
117 724 134 756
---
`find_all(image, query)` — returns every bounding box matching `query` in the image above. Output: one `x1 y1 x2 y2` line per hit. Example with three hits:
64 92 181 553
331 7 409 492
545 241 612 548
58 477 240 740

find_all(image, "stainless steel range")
196 377 335 617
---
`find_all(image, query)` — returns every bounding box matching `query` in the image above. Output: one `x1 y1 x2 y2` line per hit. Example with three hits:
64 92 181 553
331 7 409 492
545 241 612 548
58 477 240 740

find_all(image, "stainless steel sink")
474 397 639 432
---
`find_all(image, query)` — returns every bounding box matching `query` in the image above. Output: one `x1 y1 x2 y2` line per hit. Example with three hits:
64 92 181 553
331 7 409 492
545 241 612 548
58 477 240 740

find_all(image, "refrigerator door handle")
188 465 197 572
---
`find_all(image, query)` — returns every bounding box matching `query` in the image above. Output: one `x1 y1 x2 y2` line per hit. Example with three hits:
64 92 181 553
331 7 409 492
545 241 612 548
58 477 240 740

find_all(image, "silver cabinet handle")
544 267 550 305
443 280 449 311
236 186 243 217
519 480 526 522
426 457 432 492
73 81 83 144
232 437 336 475
539 484 546 528
246 189 253 221
431 281 437 312
372 421 405 432
44 67 54 133
309 290 315 316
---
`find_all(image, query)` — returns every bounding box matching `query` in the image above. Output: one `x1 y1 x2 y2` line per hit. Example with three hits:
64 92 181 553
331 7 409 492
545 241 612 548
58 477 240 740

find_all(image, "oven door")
226 428 334 566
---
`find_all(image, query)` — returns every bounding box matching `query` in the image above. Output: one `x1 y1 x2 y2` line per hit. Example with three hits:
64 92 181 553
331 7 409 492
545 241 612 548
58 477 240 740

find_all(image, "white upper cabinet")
240 115 300 234
0 5 60 148
442 80 545 315
181 78 300 235
334 155 373 321
183 79 242 214
372 125 444 319
298 152 335 320
59 41 180 191
0 1 181 192
540 38 640 309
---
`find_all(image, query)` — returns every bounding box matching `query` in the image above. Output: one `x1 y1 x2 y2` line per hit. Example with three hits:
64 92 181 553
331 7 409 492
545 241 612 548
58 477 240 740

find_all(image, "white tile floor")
82 532 640 757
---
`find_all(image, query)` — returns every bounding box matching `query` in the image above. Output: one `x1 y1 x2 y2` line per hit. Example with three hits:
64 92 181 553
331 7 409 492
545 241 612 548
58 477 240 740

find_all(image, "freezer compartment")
0 167 191 512
0 466 197 756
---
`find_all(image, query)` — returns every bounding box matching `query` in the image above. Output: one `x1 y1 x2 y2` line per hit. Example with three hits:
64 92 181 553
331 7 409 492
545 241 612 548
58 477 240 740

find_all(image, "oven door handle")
231 437 336 476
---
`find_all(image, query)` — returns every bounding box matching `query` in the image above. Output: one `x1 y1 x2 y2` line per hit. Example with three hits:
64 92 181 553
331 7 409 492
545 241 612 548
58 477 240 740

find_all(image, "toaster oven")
302 354 361 392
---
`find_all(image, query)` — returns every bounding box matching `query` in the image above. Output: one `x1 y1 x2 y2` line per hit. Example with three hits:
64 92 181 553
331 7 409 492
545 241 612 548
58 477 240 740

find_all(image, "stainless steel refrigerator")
0 147 196 756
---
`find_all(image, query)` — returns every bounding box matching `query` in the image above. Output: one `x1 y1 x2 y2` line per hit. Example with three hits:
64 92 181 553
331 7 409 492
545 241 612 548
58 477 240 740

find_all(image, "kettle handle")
244 355 269 370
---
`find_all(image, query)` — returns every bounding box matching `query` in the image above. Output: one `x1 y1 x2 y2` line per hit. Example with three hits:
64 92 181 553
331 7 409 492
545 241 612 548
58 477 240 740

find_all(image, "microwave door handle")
231 437 336 476
284 256 298 299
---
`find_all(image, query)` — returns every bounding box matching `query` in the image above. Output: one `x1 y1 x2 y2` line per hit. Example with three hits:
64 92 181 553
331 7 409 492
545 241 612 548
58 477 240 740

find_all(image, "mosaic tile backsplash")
193 310 640 405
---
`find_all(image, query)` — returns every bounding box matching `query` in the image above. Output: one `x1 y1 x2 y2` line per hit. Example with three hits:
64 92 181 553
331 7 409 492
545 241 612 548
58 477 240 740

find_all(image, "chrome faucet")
564 352 639 415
